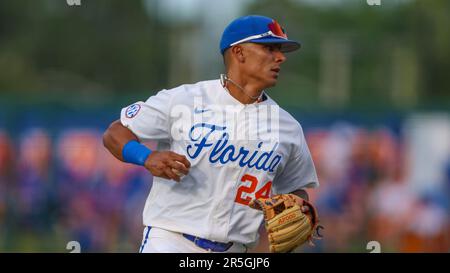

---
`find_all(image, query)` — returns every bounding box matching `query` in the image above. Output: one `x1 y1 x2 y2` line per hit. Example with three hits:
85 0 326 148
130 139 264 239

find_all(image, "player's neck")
223 73 264 105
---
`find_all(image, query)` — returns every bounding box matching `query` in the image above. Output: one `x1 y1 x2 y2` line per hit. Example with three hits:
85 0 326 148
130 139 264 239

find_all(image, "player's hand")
143 151 191 182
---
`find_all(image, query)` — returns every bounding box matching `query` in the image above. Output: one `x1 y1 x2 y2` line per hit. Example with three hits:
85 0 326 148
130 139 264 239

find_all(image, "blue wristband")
122 140 152 166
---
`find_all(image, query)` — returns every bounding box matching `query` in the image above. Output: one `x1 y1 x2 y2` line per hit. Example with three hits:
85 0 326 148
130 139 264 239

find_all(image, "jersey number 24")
235 174 272 206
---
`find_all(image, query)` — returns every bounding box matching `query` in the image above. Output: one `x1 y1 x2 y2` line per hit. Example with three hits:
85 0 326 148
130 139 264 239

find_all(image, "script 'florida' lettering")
186 123 282 172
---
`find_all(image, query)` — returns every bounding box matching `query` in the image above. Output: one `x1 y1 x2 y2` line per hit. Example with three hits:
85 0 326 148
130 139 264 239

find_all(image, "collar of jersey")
215 79 270 107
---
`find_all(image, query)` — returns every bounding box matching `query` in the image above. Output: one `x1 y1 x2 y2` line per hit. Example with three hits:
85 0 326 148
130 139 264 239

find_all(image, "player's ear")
231 45 245 63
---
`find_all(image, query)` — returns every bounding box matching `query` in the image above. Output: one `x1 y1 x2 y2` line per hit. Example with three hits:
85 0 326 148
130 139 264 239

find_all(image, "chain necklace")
220 74 265 102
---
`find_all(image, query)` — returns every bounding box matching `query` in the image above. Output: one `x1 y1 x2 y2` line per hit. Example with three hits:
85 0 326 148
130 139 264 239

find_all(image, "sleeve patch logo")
125 104 141 118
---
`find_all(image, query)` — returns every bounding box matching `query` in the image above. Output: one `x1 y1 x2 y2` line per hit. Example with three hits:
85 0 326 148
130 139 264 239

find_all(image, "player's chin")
265 76 278 87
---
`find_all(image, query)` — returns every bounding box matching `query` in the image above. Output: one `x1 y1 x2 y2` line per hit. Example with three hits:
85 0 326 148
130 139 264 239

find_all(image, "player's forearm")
103 119 139 161
290 189 309 201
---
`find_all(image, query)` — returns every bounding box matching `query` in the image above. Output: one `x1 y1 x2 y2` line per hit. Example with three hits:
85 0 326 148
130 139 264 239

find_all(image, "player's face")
241 43 287 88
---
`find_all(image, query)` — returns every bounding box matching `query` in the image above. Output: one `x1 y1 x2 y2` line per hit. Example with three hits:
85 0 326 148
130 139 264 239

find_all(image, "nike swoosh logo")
194 107 210 114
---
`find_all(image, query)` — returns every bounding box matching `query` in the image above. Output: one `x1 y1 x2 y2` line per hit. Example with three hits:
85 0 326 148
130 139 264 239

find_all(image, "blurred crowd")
0 127 152 252
304 122 450 252
0 121 449 252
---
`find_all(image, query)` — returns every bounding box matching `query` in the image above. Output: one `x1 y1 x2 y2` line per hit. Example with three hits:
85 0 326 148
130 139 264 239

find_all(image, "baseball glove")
249 193 322 253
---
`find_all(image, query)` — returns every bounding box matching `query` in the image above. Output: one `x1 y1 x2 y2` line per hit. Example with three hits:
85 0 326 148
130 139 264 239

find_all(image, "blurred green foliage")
0 0 170 107
0 0 449 110
248 0 450 111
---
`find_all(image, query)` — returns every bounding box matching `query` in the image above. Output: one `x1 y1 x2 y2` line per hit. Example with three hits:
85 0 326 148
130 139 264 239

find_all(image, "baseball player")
103 15 320 253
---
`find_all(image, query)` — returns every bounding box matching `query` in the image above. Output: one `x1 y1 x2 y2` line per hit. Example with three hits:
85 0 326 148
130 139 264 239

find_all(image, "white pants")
139 226 248 253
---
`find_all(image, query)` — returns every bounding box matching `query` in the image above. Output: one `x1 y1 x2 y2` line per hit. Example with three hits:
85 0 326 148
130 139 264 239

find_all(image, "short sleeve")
272 131 319 194
120 89 172 142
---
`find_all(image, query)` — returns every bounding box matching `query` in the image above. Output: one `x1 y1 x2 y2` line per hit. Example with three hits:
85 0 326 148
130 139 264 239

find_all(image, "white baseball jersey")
120 79 319 247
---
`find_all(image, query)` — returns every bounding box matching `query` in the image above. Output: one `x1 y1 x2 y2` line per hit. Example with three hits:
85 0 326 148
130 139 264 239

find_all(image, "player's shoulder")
159 79 219 96
264 95 303 132
144 79 219 106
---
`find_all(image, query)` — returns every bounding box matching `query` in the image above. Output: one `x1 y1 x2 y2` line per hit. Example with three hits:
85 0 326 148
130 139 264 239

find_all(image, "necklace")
220 74 264 102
